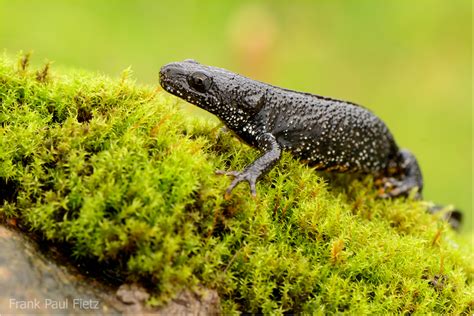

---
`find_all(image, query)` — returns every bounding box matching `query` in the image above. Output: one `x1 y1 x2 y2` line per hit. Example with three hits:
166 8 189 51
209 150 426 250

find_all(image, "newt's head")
160 60 266 125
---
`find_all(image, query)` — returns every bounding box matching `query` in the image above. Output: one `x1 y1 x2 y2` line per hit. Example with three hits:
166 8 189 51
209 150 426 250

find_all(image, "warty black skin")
159 60 461 229
159 59 420 196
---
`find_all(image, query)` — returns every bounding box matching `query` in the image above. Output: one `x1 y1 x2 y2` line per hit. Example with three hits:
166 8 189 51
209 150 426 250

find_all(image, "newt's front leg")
216 133 281 198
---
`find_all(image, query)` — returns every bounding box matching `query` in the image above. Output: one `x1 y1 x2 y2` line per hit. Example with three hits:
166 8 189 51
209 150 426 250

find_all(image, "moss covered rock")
0 53 472 314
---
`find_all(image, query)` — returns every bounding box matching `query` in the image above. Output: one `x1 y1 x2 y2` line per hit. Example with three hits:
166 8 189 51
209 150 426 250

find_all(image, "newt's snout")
159 63 181 84
159 63 186 95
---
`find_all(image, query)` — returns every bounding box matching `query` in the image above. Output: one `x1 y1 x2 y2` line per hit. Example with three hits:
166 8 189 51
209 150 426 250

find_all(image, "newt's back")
263 89 400 174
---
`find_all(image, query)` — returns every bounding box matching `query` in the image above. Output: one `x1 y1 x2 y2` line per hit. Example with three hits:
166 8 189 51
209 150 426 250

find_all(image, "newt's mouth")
159 63 180 85
159 63 187 97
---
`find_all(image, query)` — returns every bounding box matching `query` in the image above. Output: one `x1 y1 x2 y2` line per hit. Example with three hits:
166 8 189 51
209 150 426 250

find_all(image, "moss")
0 53 472 314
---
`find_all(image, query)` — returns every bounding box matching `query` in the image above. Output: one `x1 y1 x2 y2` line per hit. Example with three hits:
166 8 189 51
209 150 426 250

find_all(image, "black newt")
159 59 461 229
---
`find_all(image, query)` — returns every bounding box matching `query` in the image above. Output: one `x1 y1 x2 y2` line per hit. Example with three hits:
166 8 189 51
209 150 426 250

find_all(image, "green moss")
0 53 472 314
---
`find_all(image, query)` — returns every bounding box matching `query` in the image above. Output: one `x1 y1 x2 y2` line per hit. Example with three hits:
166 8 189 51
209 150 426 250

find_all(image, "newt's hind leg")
379 149 423 199
378 149 463 230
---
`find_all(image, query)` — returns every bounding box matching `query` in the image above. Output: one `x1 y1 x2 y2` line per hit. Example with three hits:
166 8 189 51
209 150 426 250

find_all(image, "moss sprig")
0 53 472 314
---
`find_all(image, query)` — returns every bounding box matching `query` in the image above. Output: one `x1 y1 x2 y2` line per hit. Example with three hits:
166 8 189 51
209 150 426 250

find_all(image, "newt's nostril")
159 66 174 83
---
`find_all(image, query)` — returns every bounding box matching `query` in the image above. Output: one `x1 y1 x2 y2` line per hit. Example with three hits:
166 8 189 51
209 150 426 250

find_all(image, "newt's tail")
428 204 463 231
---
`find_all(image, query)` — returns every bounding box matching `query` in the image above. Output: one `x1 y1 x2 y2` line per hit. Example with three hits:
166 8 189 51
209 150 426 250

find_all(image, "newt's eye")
188 72 212 93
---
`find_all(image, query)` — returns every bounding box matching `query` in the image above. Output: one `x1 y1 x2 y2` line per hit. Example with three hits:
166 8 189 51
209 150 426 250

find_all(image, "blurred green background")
0 0 471 232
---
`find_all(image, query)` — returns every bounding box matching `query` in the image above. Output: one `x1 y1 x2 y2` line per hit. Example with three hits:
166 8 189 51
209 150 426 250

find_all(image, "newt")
159 59 461 229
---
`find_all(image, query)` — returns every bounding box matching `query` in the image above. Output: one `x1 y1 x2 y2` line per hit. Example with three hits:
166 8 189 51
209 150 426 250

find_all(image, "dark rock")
0 224 117 314
0 224 221 315
156 287 221 315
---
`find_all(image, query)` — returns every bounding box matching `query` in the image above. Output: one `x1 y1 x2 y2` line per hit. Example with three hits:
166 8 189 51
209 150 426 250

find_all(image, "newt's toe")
216 169 258 198
378 176 421 199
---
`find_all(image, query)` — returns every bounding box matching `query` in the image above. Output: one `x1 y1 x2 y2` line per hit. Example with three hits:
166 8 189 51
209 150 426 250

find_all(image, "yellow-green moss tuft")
0 54 472 314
